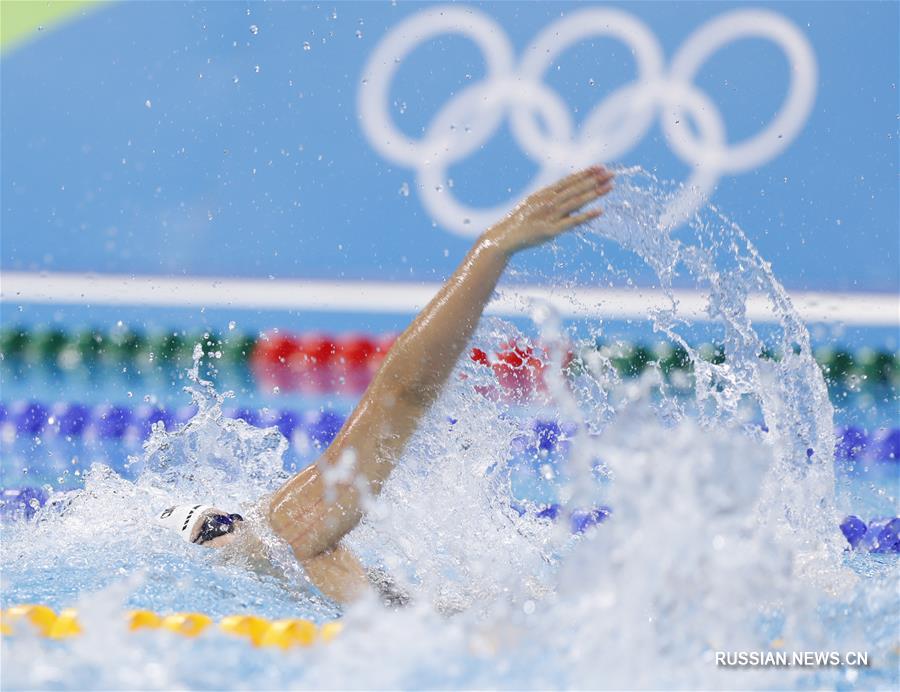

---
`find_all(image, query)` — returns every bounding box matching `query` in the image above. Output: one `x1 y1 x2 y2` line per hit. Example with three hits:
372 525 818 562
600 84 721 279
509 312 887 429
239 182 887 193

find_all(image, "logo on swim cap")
155 504 212 542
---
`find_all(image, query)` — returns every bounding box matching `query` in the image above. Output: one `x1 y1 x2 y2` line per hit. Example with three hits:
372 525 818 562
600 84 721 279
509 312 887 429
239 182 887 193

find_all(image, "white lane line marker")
1 271 897 326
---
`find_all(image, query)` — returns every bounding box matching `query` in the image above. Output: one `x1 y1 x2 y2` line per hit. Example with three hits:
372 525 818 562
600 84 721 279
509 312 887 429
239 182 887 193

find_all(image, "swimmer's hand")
484 165 613 255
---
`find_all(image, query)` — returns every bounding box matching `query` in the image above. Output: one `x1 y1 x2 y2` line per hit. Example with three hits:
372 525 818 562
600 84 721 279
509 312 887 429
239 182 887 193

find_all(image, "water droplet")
144 99 152 109
399 182 410 197
254 65 261 73
228 320 236 331
232 76 240 84
273 386 281 394
303 41 311 51
249 24 259 35
355 30 363 39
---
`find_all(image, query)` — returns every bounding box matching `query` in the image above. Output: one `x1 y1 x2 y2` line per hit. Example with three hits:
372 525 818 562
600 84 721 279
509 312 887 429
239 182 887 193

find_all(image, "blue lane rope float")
510 501 612 534
0 487 47 520
1 400 898 463
840 516 900 554
0 401 345 451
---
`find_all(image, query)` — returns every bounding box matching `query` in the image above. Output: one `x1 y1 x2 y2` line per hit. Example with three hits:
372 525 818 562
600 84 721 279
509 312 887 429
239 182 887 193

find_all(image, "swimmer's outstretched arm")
267 166 614 599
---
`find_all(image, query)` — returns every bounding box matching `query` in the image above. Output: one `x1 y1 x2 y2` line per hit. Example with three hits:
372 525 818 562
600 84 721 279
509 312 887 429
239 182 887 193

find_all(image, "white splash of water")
3 170 896 690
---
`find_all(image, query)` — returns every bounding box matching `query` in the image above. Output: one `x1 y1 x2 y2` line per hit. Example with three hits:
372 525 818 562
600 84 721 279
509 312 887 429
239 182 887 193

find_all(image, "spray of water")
2 169 897 690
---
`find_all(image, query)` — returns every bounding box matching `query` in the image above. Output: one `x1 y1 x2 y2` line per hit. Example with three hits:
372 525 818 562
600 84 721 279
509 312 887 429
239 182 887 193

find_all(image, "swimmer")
156 166 614 604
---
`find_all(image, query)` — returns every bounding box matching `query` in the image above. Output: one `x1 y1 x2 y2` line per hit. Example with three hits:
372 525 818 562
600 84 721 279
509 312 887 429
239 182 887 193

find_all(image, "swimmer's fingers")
557 208 603 231
485 166 611 253
547 165 608 198
545 167 594 196
558 168 614 204
557 180 613 219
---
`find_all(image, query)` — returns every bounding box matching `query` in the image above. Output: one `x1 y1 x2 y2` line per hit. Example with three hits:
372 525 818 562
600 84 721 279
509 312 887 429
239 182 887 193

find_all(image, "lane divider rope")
0 605 342 649
2 400 897 463
2 327 897 392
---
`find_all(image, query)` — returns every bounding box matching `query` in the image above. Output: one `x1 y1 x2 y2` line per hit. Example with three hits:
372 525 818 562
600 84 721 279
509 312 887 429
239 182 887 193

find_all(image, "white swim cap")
154 504 213 542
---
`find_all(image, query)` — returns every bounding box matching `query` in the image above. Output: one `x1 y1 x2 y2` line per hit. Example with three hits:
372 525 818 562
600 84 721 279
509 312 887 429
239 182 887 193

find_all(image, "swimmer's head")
155 504 244 547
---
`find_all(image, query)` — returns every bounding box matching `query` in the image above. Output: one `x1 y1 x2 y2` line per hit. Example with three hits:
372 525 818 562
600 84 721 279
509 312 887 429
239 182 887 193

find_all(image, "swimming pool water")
2 171 898 690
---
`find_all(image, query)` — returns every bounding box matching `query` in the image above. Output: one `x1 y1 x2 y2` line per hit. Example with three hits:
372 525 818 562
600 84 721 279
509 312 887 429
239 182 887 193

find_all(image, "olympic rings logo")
357 6 817 236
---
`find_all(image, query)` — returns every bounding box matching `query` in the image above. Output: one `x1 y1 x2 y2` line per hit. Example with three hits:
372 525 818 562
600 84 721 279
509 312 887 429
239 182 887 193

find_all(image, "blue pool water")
2 171 898 690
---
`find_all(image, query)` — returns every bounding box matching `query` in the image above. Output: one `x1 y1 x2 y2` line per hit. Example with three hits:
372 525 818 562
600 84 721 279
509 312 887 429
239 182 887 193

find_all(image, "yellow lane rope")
0 604 342 649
